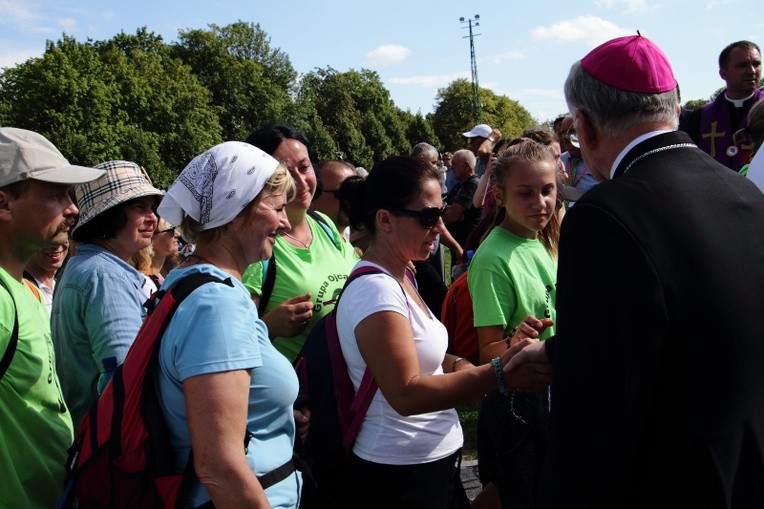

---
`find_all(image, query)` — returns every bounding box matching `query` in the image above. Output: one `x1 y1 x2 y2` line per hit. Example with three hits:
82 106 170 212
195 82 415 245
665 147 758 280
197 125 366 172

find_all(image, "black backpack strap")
0 278 19 381
258 256 277 316
169 272 232 303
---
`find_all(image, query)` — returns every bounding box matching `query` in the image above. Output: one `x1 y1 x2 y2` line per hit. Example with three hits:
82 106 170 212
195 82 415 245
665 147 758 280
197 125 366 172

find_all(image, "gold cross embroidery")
702 121 726 158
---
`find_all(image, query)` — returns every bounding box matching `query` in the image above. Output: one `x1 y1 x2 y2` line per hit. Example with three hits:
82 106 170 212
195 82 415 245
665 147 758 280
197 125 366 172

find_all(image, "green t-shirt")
243 212 359 361
467 227 557 339
0 268 74 508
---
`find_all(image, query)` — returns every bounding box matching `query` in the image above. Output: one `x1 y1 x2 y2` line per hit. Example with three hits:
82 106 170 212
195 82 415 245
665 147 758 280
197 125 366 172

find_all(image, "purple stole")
699 89 764 170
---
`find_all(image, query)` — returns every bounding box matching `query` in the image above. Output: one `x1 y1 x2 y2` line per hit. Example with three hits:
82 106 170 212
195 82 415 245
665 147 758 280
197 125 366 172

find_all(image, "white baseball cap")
462 124 493 139
0 128 104 188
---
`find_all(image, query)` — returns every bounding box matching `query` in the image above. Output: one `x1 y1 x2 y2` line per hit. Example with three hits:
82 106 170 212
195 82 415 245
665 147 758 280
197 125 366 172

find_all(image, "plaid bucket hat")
72 160 163 235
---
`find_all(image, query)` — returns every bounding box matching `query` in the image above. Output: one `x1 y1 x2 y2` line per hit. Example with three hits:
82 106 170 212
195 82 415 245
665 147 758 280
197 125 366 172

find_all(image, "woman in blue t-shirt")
155 141 300 508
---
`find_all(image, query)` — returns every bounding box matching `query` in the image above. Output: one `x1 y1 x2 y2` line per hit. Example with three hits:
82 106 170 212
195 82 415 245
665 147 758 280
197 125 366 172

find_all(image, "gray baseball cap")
0 128 104 188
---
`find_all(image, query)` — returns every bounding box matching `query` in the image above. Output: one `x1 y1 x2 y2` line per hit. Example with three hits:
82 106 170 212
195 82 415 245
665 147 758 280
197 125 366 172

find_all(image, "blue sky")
1 0 763 123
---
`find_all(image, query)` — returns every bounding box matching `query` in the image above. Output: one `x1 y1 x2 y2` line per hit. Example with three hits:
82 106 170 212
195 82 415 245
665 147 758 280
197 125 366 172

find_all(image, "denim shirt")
51 243 149 426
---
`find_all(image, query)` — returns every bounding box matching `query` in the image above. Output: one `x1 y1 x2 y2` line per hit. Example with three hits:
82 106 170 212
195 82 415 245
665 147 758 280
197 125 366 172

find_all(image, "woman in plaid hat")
51 160 163 426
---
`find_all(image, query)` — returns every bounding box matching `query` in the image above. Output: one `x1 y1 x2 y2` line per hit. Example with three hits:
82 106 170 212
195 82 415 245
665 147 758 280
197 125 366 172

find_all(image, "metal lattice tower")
460 15 482 123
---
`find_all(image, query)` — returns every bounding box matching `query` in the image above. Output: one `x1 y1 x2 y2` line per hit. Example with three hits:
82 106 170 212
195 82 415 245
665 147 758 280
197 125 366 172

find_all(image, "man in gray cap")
0 128 103 508
510 34 764 508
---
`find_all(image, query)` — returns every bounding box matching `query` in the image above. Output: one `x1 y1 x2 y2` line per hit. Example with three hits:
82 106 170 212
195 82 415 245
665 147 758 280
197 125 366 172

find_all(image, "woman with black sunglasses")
335 156 552 508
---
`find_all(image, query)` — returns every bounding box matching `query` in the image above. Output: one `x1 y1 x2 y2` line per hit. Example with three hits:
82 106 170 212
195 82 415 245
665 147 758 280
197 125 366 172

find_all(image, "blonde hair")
130 245 155 273
153 218 173 237
493 140 560 258
180 163 295 245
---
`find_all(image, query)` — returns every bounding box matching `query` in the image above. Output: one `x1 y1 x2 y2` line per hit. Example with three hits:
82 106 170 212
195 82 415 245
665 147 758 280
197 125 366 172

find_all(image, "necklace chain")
281 230 312 248
622 143 696 175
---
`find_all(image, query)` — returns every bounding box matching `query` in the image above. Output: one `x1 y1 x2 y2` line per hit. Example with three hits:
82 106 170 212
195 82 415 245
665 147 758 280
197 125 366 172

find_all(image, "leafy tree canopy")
431 79 534 152
0 30 220 188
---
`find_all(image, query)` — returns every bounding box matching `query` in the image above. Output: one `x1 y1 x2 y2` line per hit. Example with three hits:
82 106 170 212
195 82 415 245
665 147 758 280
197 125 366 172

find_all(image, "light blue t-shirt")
561 152 601 200
52 243 150 426
156 265 300 509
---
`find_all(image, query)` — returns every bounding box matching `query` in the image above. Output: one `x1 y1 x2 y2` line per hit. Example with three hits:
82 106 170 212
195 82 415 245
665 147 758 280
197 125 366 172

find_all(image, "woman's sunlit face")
272 139 315 211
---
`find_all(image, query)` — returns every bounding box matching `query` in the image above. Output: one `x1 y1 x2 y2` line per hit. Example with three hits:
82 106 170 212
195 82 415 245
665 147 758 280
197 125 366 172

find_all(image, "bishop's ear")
574 109 598 152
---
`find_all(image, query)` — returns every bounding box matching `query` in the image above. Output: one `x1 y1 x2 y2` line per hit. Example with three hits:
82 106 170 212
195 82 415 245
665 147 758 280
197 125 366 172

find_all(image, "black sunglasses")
313 180 342 202
157 226 176 236
388 204 447 229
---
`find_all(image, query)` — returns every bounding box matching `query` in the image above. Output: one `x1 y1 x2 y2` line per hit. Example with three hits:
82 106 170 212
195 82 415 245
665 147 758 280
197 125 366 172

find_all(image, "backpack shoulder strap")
22 278 41 302
145 272 232 315
335 264 411 450
258 257 276 316
0 278 19 381
169 272 232 302
307 209 340 249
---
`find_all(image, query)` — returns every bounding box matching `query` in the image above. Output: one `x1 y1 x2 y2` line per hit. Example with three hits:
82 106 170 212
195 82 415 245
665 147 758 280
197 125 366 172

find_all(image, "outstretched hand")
508 315 555 346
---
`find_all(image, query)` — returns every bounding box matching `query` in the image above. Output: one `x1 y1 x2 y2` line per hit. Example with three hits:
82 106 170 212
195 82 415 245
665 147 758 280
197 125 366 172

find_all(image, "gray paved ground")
460 459 481 501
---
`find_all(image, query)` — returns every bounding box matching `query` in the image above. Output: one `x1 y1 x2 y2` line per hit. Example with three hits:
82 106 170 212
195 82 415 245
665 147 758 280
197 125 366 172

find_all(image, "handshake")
500 315 553 393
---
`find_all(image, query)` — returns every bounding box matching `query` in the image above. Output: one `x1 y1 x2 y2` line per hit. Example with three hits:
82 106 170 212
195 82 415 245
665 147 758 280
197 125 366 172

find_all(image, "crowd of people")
1 34 764 509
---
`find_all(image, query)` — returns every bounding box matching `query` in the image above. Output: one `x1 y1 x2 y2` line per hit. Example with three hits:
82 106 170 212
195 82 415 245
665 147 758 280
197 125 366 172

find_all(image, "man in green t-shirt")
0 128 104 508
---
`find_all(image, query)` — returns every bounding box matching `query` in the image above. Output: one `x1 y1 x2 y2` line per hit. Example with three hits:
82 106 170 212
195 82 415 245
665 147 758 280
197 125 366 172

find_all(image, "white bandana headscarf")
158 141 279 230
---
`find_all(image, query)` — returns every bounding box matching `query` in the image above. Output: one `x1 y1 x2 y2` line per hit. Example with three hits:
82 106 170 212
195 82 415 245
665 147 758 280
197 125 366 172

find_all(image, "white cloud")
364 45 410 66
517 88 564 99
625 0 649 10
0 45 42 69
0 0 61 35
388 72 468 88
595 0 650 12
531 16 632 48
705 0 737 8
488 50 524 65
0 0 38 24
59 18 77 32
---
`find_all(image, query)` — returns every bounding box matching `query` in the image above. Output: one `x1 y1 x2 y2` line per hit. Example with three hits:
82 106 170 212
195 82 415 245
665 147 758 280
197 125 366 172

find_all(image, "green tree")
431 79 534 151
683 98 709 111
401 110 440 152
172 21 296 141
294 67 410 168
0 31 221 188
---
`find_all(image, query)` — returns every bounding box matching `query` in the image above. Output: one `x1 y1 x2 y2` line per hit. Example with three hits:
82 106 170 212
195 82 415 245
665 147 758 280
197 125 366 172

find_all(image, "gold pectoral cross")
701 121 726 158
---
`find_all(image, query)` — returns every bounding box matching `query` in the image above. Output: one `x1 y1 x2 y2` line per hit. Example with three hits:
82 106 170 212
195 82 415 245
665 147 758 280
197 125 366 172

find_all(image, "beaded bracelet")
491 356 510 397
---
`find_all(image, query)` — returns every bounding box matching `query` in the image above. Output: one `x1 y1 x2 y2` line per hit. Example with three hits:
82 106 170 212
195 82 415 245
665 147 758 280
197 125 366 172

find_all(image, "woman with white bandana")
155 141 300 508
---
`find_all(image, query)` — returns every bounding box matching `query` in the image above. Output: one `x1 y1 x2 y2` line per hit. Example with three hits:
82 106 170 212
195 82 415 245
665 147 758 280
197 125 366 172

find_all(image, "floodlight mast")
460 14 482 123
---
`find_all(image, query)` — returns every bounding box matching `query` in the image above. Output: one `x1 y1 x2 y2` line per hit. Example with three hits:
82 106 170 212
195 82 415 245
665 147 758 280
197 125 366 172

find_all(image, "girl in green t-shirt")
468 139 560 508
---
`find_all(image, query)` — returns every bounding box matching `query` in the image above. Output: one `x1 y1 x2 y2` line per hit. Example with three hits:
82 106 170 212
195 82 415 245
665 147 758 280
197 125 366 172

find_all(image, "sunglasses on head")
388 204 447 229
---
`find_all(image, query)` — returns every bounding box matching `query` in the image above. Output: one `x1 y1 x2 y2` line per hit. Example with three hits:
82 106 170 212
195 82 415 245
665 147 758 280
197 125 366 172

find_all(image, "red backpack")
441 271 480 366
60 273 232 509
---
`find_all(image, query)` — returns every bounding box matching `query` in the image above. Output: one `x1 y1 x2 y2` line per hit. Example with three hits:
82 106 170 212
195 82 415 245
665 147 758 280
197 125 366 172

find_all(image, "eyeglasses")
313 180 343 202
157 227 176 236
564 130 580 149
388 204 447 229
